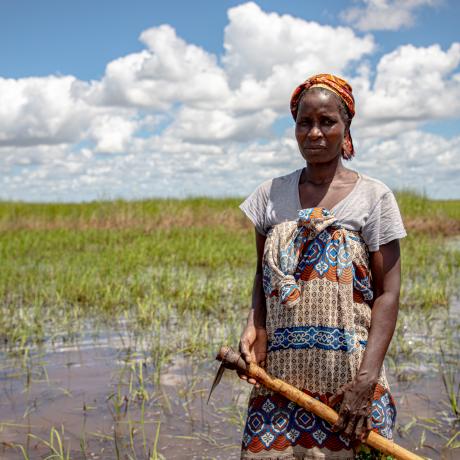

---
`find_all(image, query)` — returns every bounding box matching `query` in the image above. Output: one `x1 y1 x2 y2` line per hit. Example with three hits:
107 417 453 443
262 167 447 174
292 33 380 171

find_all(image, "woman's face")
295 90 346 164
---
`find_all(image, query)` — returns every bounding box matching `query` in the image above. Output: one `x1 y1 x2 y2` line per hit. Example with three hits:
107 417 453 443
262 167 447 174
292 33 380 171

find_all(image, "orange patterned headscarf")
290 74 355 159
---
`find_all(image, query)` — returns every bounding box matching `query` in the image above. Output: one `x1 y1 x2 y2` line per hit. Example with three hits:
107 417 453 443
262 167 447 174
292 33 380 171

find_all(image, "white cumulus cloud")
0 2 459 201
223 2 375 112
353 130 460 197
351 43 460 138
89 114 139 153
85 24 230 110
0 76 90 147
165 107 278 143
224 2 375 82
340 0 441 31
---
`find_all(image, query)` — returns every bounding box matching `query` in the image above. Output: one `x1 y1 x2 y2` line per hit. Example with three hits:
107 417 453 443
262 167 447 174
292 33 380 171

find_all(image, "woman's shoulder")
352 173 406 251
335 172 402 230
249 168 302 199
273 168 303 182
259 168 302 188
239 168 302 236
335 172 395 219
357 173 394 203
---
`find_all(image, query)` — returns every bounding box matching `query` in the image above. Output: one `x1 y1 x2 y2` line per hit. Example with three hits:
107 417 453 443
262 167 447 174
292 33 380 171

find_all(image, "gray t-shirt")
239 168 407 252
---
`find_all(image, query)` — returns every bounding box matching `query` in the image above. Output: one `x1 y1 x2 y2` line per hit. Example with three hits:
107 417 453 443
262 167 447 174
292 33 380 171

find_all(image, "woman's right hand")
238 324 268 386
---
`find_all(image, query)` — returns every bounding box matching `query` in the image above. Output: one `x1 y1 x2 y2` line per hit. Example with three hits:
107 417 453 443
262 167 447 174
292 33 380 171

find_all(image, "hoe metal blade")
207 362 226 404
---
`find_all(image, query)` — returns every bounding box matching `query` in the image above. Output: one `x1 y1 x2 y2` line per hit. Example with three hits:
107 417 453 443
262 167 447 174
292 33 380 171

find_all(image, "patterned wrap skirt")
241 208 396 460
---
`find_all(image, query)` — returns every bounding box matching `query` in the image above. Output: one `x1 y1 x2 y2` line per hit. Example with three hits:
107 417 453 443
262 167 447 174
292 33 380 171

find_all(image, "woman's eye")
322 118 335 126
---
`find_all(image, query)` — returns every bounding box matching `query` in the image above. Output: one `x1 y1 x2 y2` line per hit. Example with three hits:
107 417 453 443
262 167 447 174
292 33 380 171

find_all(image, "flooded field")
0 297 458 460
0 325 246 459
0 196 459 459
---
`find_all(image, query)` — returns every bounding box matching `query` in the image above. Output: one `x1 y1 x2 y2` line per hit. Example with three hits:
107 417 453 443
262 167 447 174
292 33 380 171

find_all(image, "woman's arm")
331 239 401 439
238 229 268 386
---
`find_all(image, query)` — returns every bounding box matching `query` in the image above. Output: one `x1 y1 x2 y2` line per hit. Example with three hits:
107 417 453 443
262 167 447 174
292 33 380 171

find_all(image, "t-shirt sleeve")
239 180 270 236
362 191 407 252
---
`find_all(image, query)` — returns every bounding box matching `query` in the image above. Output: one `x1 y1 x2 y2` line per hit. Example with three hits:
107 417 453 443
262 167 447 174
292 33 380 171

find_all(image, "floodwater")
0 301 458 459
0 329 247 460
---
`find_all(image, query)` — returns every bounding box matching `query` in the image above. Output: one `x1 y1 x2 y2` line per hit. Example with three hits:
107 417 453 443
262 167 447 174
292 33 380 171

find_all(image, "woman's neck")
301 158 346 186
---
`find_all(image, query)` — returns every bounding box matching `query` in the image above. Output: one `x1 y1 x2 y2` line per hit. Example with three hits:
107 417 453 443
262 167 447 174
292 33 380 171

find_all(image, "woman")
238 74 406 459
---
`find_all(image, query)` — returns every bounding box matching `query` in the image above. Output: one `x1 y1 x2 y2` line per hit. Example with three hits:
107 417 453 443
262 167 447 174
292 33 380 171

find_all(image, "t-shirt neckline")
295 168 362 212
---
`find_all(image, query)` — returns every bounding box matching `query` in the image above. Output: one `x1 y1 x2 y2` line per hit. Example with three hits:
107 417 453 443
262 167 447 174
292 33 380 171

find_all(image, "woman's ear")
341 134 353 160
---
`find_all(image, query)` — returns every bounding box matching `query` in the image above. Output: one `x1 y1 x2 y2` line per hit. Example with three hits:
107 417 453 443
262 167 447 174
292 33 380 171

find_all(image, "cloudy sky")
1 0 459 201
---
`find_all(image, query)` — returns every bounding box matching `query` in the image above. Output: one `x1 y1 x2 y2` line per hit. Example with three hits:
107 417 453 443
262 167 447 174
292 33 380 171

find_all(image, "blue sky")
2 1 459 80
1 0 459 201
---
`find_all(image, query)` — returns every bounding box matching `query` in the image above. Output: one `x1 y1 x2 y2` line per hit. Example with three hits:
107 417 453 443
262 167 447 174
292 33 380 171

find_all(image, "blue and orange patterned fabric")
241 208 396 459
243 385 395 456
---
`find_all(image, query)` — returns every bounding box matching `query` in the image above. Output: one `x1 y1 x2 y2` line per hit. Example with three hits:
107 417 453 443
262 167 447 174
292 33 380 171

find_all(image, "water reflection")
0 300 458 459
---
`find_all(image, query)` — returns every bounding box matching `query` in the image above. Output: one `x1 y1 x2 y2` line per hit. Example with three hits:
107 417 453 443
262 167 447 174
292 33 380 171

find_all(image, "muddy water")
0 303 458 459
0 332 248 459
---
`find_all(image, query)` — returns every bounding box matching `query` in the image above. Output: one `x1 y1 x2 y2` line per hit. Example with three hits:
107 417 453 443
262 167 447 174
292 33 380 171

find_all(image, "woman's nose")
308 125 323 139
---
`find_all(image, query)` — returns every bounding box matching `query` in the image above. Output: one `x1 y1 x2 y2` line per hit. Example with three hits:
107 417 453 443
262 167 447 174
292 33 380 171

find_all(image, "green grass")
397 190 460 221
0 194 459 459
0 194 458 353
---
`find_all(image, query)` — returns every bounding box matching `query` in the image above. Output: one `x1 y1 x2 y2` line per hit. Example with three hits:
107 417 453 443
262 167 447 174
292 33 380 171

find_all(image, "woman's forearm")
239 273 269 375
357 292 399 382
247 272 267 329
357 241 402 383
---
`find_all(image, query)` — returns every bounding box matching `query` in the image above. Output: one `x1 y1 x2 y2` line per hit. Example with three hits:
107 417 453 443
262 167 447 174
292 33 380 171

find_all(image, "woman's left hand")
329 376 377 441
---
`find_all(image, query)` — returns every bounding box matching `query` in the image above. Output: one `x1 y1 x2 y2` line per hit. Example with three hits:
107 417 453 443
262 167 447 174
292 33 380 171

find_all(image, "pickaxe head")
207 346 248 403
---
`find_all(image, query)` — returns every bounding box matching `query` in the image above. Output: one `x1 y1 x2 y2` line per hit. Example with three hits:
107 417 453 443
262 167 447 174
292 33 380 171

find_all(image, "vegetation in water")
0 194 458 348
0 193 458 459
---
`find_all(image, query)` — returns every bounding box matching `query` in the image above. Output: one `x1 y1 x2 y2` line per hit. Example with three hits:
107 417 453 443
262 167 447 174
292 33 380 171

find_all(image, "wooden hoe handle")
217 346 423 460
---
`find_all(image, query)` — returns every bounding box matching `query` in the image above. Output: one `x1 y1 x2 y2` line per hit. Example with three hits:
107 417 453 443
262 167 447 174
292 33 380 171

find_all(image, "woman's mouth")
305 146 326 150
